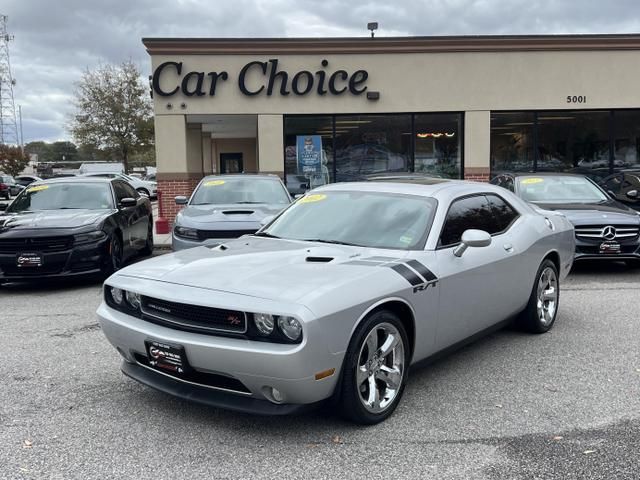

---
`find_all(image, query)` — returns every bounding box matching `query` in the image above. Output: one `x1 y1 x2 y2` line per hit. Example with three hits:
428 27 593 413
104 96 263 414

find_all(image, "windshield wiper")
252 232 281 239
302 238 364 247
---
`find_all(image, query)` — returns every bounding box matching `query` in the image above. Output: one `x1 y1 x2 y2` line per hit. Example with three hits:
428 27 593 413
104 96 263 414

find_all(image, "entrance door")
220 153 243 174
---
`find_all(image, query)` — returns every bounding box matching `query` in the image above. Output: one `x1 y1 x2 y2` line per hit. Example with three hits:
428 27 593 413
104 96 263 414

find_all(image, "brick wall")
157 178 200 224
464 168 491 183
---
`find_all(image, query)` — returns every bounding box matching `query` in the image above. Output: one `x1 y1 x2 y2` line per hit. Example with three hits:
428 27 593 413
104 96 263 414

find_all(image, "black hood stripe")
390 264 423 286
405 260 437 282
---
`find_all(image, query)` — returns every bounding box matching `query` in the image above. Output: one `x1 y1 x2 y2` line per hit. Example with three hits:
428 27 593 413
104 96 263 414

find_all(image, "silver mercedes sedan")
98 181 575 424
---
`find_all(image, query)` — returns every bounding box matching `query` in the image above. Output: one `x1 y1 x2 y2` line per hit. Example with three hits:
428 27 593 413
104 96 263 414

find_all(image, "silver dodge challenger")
97 181 575 424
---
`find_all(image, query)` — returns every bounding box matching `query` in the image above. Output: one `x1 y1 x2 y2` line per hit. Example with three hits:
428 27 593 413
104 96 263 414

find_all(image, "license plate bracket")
16 252 43 267
599 241 621 254
144 340 190 376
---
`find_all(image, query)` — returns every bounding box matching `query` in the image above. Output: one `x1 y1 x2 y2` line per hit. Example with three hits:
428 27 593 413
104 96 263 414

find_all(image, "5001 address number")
567 95 587 104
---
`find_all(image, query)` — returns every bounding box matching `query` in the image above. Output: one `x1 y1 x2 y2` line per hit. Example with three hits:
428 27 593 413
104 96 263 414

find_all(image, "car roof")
30 177 114 185
200 174 282 181
497 172 588 178
315 179 508 199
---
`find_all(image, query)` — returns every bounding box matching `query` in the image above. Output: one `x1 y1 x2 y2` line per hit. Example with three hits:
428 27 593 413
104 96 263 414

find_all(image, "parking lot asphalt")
0 259 639 479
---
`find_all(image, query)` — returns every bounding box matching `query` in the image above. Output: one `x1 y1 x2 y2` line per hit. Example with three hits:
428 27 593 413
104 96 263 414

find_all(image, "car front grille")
197 229 257 240
574 225 639 241
140 296 247 334
0 236 74 254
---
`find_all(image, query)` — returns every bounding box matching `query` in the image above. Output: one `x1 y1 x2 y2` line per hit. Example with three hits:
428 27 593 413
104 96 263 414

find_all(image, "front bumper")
574 238 640 261
171 232 223 251
97 299 343 413
0 237 108 281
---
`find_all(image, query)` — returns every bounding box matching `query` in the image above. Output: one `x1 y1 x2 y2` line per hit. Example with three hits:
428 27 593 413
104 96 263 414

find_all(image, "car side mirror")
175 196 188 205
626 189 639 199
453 229 492 257
259 215 275 227
119 197 137 208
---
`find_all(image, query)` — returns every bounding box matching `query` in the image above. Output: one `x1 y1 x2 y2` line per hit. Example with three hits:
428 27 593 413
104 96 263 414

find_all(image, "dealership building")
143 34 640 222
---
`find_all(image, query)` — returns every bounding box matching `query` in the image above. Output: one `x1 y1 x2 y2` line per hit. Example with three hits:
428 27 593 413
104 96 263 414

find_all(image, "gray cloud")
3 0 640 142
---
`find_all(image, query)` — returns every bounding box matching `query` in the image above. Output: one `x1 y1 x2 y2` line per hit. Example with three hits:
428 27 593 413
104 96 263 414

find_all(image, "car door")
433 194 522 350
113 181 146 251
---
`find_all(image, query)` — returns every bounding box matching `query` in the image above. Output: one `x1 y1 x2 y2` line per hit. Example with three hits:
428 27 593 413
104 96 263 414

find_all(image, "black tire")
102 234 123 277
338 310 410 425
140 217 154 256
517 259 560 333
137 188 150 197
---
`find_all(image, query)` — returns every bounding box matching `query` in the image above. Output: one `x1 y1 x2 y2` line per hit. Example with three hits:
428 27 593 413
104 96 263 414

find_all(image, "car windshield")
1 175 15 183
7 182 114 212
262 191 437 250
517 176 609 203
190 177 290 205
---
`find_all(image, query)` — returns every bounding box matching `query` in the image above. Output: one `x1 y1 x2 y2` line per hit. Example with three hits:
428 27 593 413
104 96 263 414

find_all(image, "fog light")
125 291 141 310
110 287 124 305
271 387 284 403
254 313 274 335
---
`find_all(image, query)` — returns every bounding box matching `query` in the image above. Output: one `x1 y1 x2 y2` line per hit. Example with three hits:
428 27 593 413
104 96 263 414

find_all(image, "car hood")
115 237 411 303
177 203 288 227
534 201 640 226
0 209 111 230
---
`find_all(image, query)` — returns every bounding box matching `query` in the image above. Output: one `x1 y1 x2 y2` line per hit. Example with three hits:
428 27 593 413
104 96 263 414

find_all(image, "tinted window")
8 182 114 212
603 175 622 193
486 194 519 232
439 195 494 247
265 191 436 250
191 178 290 205
112 181 134 202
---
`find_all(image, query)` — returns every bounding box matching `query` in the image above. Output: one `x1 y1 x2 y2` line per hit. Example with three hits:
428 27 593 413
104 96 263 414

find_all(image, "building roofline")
142 34 640 55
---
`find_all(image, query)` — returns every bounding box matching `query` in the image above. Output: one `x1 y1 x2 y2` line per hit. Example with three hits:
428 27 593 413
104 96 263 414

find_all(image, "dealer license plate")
145 340 190 376
599 241 621 254
16 252 43 267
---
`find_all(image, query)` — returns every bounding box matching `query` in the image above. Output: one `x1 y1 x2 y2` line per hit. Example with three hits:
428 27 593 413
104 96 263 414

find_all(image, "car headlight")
174 226 199 240
277 316 303 341
254 313 275 335
74 230 107 245
110 287 124 305
125 291 141 310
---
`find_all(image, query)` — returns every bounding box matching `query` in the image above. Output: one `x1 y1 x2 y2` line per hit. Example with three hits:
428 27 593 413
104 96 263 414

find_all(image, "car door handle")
503 243 514 253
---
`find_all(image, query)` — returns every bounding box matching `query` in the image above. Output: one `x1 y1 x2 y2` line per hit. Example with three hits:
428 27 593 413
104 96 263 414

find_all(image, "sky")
3 0 640 143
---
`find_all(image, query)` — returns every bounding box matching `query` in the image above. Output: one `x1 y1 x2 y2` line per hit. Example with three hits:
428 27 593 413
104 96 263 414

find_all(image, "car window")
603 175 623 193
439 195 495 247
191 177 291 205
7 182 114 212
113 181 138 202
486 194 519 232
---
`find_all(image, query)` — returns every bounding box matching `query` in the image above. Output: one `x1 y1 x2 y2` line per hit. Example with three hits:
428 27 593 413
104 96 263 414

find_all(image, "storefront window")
490 112 535 173
284 116 333 195
414 113 462 178
536 110 610 175
613 110 640 172
334 115 411 182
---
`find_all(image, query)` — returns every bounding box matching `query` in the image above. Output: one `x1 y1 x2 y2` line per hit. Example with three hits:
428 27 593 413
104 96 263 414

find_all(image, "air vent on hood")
306 256 334 263
222 210 254 215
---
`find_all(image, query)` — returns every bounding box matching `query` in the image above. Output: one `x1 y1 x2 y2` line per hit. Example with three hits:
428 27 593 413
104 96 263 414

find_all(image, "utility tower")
0 14 19 145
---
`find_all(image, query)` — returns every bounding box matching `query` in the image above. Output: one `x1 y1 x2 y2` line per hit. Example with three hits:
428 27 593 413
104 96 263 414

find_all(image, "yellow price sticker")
521 178 544 185
299 194 326 204
204 180 225 187
27 185 49 192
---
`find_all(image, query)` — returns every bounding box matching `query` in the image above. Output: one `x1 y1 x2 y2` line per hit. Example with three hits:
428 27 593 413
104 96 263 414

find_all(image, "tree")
0 144 30 176
70 61 153 173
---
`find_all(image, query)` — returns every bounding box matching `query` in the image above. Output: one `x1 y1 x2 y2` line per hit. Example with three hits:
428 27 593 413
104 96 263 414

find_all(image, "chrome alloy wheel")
536 267 558 326
356 322 405 414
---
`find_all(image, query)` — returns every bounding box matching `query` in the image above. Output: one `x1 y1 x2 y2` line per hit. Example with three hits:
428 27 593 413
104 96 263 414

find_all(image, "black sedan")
599 170 640 211
492 172 640 266
0 178 153 283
